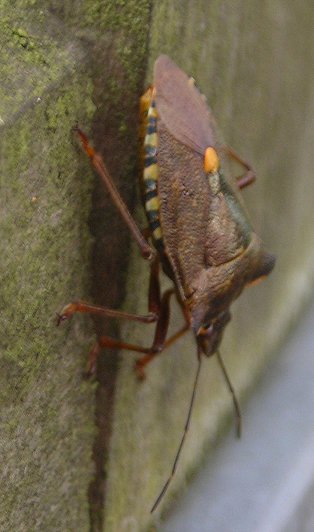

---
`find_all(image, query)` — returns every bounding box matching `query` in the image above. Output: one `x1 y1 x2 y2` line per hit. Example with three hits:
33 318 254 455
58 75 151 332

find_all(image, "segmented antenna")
151 349 202 513
151 348 241 512
216 350 242 438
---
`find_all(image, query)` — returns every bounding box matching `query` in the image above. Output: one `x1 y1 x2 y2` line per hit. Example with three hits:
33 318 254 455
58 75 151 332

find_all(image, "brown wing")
154 55 216 155
157 122 251 302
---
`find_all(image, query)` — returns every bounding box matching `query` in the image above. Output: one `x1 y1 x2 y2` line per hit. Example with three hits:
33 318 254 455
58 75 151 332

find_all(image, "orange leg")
60 130 191 377
74 127 155 260
131 286 190 378
83 289 190 379
57 302 157 326
57 257 161 326
222 145 256 189
58 257 190 378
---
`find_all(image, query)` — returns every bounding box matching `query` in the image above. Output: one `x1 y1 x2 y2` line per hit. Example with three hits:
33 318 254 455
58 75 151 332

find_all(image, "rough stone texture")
0 12 95 532
0 1 152 531
1 2 313 532
104 2 314 531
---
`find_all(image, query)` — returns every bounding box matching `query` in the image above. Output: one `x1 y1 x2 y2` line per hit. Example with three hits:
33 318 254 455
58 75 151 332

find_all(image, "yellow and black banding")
142 97 164 251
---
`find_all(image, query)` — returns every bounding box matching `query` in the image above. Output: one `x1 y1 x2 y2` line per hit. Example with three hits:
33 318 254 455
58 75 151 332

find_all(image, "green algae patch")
0 9 96 529
0 5 85 125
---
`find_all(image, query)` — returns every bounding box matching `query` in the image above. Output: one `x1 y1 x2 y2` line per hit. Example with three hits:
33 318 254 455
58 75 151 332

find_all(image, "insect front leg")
222 145 256 189
82 259 180 379
58 258 189 378
134 287 174 379
135 291 191 379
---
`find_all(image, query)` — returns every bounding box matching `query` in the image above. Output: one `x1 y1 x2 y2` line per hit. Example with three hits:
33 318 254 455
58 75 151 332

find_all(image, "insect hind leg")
222 145 256 189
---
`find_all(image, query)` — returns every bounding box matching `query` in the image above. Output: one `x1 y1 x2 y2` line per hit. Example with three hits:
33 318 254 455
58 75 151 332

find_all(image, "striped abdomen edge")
143 97 164 251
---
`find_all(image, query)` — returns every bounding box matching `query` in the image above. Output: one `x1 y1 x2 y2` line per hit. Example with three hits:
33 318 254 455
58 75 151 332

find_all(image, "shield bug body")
58 55 275 512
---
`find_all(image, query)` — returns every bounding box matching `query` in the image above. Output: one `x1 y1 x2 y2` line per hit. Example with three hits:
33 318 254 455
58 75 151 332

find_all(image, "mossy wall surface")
104 2 314 531
1 2 313 532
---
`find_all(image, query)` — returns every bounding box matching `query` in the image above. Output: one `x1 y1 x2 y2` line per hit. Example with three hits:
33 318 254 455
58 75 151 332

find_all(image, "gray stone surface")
161 301 314 532
1 2 314 531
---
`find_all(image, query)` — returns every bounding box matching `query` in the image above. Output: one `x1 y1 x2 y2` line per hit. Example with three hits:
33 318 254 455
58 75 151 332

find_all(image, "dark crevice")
82 13 154 532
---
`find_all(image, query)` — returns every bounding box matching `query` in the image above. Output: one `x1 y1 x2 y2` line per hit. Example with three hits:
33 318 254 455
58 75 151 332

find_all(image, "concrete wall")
1 2 313 531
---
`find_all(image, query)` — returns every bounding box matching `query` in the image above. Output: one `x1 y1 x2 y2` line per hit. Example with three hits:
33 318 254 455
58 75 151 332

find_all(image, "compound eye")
197 322 214 336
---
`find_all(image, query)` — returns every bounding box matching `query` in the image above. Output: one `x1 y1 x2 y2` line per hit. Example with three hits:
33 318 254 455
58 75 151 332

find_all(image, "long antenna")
151 349 202 513
216 350 242 438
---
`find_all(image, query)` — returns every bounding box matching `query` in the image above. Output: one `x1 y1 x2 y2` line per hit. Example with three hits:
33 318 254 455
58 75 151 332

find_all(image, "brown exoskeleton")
57 55 275 511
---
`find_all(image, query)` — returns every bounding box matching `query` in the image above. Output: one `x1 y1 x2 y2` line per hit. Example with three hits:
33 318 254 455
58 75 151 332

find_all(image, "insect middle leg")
222 145 256 189
58 258 189 378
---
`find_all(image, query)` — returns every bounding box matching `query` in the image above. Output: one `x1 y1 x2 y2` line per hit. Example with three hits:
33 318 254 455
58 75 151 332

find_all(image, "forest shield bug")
58 55 275 512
